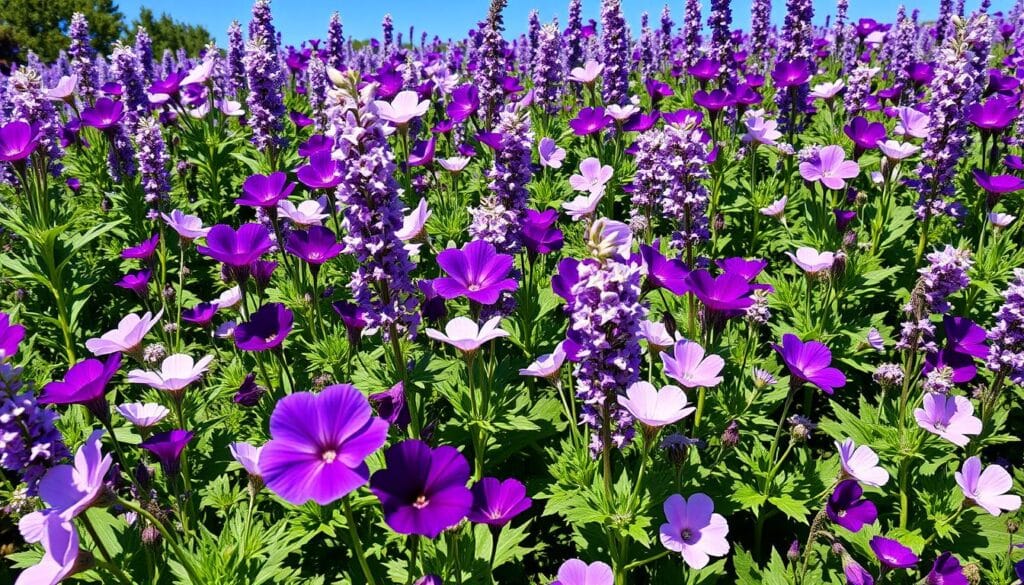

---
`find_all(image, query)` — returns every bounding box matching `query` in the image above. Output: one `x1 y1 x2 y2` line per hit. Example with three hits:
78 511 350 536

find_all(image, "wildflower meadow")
2 0 1024 583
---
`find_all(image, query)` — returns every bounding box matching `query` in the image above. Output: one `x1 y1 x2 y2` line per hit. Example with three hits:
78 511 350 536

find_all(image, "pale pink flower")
126 354 213 395
876 140 920 160
396 198 431 241
46 75 78 102
85 310 163 356
661 340 724 388
278 199 328 227
161 209 210 240
893 106 930 140
618 382 694 427
116 403 169 428
809 79 845 100
519 342 567 378
606 103 640 121
181 58 215 86
213 286 243 310
229 442 263 478
374 90 430 126
955 456 1021 516
563 190 605 221
836 438 889 487
568 60 604 84
640 320 679 353
569 157 614 195
438 156 471 173
425 316 509 353
760 196 788 218
988 212 1016 227
218 100 244 116
914 393 982 447
786 246 835 274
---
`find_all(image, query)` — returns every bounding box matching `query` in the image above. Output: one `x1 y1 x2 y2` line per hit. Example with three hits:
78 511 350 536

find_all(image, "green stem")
343 496 378 585
623 549 670 571
117 497 201 584
80 514 132 585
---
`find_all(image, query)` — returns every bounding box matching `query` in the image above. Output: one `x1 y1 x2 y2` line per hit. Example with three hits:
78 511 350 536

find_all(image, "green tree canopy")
127 7 213 57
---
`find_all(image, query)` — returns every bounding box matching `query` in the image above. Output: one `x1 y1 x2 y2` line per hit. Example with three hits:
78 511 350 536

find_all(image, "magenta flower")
296 149 343 189
434 240 518 305
870 536 919 569
141 429 193 476
661 340 724 389
927 553 967 585
234 303 294 352
772 334 846 394
369 439 473 538
538 137 566 169
81 97 124 130
115 269 151 296
826 480 877 533
972 169 1024 195
965 95 1019 133
0 312 26 361
639 243 689 295
467 477 532 526
843 116 886 156
182 302 218 328
659 493 730 569
116 402 169 428
197 223 274 268
446 85 479 122
786 247 835 274
38 429 112 519
0 120 38 162
799 145 860 190
618 382 694 428
569 107 612 136
39 353 121 423
408 136 436 167
425 316 509 353
121 234 160 262
235 172 296 208
259 384 388 505
771 59 811 87
914 393 981 447
686 270 754 320
85 310 162 356
285 226 343 267
955 456 1022 516
836 438 889 487
551 559 613 585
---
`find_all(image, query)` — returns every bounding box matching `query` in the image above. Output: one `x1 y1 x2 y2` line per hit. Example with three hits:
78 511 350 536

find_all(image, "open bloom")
877 140 920 161
230 442 263 478
259 384 387 505
296 149 343 189
236 172 296 208
39 353 121 423
425 316 508 353
563 190 605 221
786 247 835 274
234 303 294 352
551 559 613 585
396 198 431 242
285 225 343 266
836 438 889 487
568 60 604 84
826 480 877 533
659 493 730 570
955 456 1022 516
539 137 566 168
569 107 612 136
0 120 38 162
15 513 81 585
278 199 329 227
141 429 193 476
570 158 614 195
434 240 518 305
520 342 567 379
370 439 473 538
810 79 845 100
0 312 25 361
893 106 930 139
197 223 274 268
523 209 564 255
760 196 788 219
870 536 919 569
375 90 430 126
914 393 982 447
116 403 169 428
38 429 112 520
661 340 724 388
773 334 846 394
86 310 162 356
126 354 213 396
618 382 694 428
161 209 210 241
686 270 754 320
741 110 782 146
468 477 532 526
799 145 860 190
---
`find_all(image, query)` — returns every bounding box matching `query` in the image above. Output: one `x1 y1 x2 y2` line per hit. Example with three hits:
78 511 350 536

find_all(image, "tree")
0 0 125 64
127 8 213 57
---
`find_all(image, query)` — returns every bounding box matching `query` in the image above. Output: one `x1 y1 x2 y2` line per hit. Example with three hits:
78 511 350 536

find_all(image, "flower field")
2 0 1024 583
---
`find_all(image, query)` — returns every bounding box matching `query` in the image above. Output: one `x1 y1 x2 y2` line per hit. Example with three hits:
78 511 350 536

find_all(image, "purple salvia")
134 26 155 86
843 65 873 116
67 12 99 103
327 73 419 339
566 0 585 71
955 0 965 16
936 0 955 48
225 20 246 97
600 0 630 106
891 6 918 97
9 68 64 176
895 245 971 354
660 121 713 253
533 22 564 115
470 105 534 255
749 0 772 72
382 13 394 54
628 128 667 237
659 4 675 66
135 117 171 219
987 268 1024 386
780 0 815 60
475 0 508 125
0 364 69 497
527 9 541 73
107 123 137 183
248 0 278 53
832 0 849 59
639 13 656 77
160 49 176 77
707 0 733 67
682 0 703 67
306 53 328 129
110 42 148 129
326 12 346 70
243 36 288 154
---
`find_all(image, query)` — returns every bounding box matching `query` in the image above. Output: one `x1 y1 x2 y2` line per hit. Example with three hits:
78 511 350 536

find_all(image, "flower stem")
117 497 201 584
343 496 378 585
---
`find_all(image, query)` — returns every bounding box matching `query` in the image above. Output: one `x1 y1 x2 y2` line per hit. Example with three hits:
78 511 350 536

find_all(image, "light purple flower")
116 402 169 428
786 247 835 274
661 340 724 388
618 382 694 428
955 456 1022 516
877 140 920 161
126 354 213 395
760 196 788 218
568 60 604 84
837 438 889 487
438 157 471 173
85 310 162 356
520 342 567 379
914 393 982 447
278 199 328 227
563 190 605 221
539 137 566 169
229 441 262 478
396 198 431 242
374 90 429 126
659 493 730 569
893 106 930 139
161 209 210 241
799 145 860 190
551 559 613 585
988 212 1016 227
569 158 614 195
425 316 509 353
38 429 112 520
15 513 80 584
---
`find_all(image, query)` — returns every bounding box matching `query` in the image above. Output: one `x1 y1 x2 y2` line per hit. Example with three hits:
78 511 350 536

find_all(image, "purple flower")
467 477 532 526
408 137 437 167
522 209 564 255
236 172 296 208
869 536 919 569
197 224 274 268
161 210 210 241
551 559 613 585
639 244 689 295
618 382 694 428
259 384 388 506
826 479 877 532
836 438 890 487
39 353 121 423
0 313 25 360
285 226 343 267
447 85 480 123
38 429 112 519
786 247 835 274
115 269 151 297
773 334 846 394
296 150 343 190
686 270 754 320
914 393 981 447
182 302 218 328
121 233 160 261
799 146 860 190
369 439 473 538
538 138 566 169
955 456 1022 516
927 552 967 585
434 240 518 305
0 120 37 162
16 513 81 583
971 169 1024 196
843 117 886 157
116 403 168 428
965 95 1018 133
661 340 724 388
659 493 730 569
569 107 612 136
140 429 193 476
230 442 262 479
771 59 811 88
234 303 294 352
233 373 265 407
369 381 410 428
987 268 1024 386
80 97 124 130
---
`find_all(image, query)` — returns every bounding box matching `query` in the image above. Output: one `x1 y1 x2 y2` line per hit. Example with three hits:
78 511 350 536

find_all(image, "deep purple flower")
869 536 919 569
285 226 343 267
965 96 1018 133
569 107 612 136
234 303 294 352
296 150 342 190
972 169 1024 196
115 269 151 297
826 480 877 532
332 301 368 345
233 373 265 407
140 429 193 476
926 552 967 585
434 240 518 305
80 98 124 130
369 439 473 538
639 243 689 295
0 120 38 162
688 58 721 81
522 209 563 255
923 316 989 383
181 302 218 328
39 353 121 423
834 209 857 232
693 89 735 115
685 270 754 320
771 59 811 88
369 381 410 429
259 384 388 505
121 233 160 261
772 334 846 394
843 117 887 157
237 172 297 208
298 135 331 158
447 85 480 123
408 137 436 167
197 224 274 268
0 313 25 360
467 477 532 526
716 258 767 282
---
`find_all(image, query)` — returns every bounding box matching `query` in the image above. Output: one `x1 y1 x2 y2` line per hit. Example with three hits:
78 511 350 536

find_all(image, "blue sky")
117 0 1012 46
